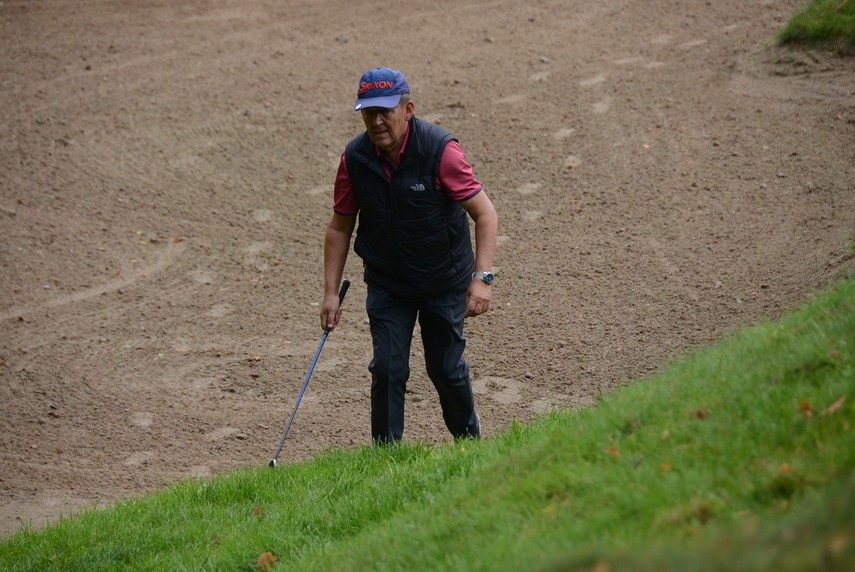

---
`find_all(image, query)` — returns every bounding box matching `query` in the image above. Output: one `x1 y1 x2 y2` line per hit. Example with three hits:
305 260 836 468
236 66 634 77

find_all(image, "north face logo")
410 183 426 192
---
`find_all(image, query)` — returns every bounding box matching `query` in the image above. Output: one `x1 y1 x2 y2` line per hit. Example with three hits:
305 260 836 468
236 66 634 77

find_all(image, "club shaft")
270 279 350 467
271 332 328 462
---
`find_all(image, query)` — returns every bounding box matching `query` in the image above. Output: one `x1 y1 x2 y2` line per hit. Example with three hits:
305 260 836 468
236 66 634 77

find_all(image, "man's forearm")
459 191 498 274
324 213 356 294
324 226 351 296
472 201 498 273
474 217 497 272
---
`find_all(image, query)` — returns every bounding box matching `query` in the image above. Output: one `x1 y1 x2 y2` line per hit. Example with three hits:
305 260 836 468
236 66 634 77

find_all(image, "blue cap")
354 68 410 111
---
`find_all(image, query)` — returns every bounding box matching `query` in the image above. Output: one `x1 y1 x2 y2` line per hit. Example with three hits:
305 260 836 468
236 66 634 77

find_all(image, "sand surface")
1 0 853 535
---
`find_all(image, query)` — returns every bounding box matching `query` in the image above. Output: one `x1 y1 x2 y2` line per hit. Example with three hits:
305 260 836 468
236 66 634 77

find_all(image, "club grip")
337 279 351 306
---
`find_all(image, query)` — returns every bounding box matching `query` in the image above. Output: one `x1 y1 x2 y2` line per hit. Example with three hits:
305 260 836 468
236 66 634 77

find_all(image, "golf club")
269 279 350 469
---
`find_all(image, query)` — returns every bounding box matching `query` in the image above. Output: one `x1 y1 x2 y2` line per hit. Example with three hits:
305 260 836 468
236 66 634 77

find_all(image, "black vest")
344 117 475 298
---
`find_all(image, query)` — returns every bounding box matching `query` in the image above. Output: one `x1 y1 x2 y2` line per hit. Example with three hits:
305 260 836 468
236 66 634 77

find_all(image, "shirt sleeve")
333 153 359 216
438 140 482 201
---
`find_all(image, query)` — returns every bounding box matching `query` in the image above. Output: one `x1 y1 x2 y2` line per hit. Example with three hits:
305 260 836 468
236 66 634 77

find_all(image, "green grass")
1 275 853 571
777 0 855 53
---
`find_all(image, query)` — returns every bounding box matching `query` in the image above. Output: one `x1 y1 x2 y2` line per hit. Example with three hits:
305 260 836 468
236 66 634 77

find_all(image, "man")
321 68 498 443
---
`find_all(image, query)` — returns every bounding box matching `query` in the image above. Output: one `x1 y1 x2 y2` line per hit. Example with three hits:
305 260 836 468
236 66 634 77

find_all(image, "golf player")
321 68 498 443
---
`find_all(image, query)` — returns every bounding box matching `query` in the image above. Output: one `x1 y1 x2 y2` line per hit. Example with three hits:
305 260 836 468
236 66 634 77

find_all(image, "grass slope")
778 0 855 52
1 276 852 571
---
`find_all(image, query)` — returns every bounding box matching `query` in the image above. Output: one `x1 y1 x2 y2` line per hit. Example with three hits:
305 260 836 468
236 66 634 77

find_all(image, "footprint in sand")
131 412 154 428
313 355 346 373
679 39 708 49
607 55 668 70
472 376 522 405
516 182 542 195
244 241 274 257
592 97 611 114
580 73 607 87
123 451 155 466
243 241 276 272
251 208 274 222
203 427 241 441
206 303 232 318
191 270 216 285
614 56 645 66
564 155 583 168
551 127 576 140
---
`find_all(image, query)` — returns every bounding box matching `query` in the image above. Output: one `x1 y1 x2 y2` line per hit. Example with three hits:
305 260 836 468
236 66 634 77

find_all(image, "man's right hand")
320 293 343 332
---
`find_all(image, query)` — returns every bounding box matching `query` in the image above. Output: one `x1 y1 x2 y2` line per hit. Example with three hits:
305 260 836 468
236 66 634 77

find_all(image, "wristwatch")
473 271 494 285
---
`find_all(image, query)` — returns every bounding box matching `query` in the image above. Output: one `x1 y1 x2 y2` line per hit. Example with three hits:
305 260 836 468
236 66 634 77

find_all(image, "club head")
269 459 278 469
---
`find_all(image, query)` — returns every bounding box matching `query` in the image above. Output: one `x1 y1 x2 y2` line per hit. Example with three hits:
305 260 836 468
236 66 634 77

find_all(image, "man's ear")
405 99 415 119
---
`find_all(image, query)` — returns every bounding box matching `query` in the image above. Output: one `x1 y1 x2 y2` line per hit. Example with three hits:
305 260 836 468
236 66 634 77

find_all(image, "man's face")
360 99 414 153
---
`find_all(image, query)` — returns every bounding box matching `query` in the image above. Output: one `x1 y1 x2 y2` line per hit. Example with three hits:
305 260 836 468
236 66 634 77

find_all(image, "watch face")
478 272 494 285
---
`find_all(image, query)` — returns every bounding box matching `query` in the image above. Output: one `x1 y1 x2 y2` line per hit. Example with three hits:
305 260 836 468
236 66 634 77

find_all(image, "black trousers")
366 280 479 442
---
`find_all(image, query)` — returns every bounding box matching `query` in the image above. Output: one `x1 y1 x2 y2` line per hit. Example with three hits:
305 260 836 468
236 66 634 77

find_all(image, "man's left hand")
465 279 492 317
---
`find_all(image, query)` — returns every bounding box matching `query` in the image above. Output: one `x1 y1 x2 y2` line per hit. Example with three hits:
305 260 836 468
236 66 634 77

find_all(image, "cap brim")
353 94 402 111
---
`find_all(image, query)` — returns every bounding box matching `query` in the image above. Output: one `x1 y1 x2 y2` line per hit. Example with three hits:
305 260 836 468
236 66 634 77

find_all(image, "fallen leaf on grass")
257 552 278 571
606 446 620 458
822 396 846 416
825 533 851 560
800 401 814 416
